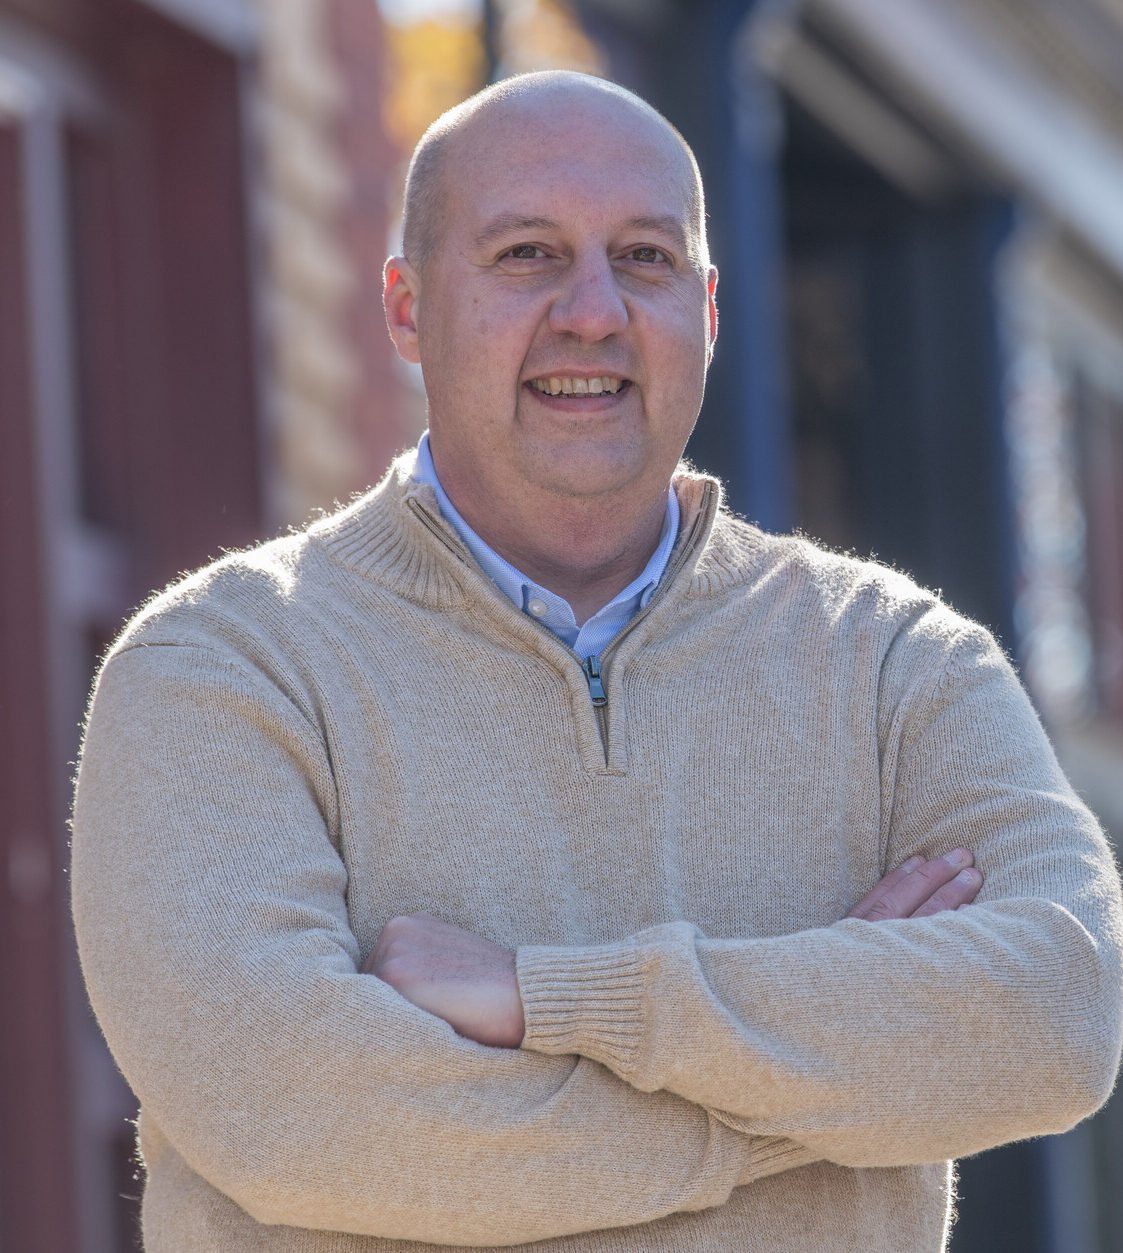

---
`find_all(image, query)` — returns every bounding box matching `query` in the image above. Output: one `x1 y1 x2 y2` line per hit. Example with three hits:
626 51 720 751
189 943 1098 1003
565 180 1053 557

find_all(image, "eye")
628 246 667 264
503 244 546 260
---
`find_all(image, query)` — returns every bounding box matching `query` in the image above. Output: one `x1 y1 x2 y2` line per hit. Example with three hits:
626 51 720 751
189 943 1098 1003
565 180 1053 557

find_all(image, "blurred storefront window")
377 0 603 221
379 0 486 159
1001 230 1123 733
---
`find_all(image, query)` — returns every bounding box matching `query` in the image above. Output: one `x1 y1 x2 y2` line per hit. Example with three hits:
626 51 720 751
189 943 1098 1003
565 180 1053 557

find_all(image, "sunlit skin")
374 75 982 1046
383 80 717 625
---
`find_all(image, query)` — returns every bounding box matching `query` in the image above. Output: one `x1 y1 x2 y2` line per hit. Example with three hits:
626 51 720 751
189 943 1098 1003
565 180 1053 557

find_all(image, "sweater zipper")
582 654 607 705
409 483 717 766
575 481 716 765
582 654 609 753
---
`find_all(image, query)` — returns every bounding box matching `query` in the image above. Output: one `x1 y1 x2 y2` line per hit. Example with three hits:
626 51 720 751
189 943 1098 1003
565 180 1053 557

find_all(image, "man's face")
386 90 718 535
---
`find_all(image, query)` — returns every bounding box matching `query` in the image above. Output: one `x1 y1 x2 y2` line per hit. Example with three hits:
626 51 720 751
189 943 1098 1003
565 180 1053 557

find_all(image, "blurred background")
2 0 1122 1248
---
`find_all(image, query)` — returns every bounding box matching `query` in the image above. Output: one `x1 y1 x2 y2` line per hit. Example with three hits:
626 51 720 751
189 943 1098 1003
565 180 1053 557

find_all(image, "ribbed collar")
314 445 766 612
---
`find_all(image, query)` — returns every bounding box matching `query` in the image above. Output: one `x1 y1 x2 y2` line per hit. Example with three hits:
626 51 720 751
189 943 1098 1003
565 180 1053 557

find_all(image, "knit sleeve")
517 619 1123 1166
70 641 811 1246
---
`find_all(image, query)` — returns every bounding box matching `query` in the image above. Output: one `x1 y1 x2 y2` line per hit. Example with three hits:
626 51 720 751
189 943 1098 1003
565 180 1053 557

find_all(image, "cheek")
637 286 710 347
650 315 712 379
471 295 489 337
643 319 712 419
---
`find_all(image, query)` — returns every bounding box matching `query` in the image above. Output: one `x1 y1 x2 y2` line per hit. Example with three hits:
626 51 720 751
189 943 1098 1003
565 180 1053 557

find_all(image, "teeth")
530 376 624 396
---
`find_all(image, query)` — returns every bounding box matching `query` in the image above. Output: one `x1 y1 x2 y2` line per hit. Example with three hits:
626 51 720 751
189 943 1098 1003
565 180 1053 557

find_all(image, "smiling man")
72 73 1122 1253
387 75 716 625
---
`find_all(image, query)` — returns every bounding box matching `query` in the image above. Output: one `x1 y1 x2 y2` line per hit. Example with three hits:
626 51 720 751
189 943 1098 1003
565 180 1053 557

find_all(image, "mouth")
527 375 629 397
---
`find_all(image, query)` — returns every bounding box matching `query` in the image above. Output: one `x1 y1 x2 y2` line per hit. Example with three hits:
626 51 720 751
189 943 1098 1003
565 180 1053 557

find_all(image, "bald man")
72 72 1123 1253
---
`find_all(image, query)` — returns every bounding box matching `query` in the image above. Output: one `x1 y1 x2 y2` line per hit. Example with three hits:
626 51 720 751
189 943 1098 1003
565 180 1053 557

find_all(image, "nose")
548 253 628 341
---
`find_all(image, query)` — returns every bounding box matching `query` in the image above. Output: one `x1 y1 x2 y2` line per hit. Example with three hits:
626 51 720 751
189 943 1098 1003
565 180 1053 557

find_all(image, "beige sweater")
72 454 1123 1252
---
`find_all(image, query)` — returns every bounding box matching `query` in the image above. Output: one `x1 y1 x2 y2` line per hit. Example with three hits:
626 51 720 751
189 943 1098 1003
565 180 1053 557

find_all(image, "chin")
532 456 652 502
524 436 658 495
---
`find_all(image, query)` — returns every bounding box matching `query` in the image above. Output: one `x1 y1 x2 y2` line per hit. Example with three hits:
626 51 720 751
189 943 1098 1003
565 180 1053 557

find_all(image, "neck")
451 487 670 627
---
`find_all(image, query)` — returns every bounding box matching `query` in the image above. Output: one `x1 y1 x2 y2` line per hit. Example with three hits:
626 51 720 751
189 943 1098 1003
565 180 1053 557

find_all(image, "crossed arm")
367 848 984 1048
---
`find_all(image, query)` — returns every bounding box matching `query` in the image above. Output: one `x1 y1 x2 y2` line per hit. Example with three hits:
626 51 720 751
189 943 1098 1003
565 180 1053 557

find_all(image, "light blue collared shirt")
413 432 679 660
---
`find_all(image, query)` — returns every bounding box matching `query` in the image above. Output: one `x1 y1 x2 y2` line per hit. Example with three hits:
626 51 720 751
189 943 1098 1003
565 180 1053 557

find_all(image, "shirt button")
527 598 547 618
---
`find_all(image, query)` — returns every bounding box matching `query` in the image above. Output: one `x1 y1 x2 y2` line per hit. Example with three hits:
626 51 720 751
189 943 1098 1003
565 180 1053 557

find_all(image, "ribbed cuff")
516 944 647 1079
736 1134 819 1184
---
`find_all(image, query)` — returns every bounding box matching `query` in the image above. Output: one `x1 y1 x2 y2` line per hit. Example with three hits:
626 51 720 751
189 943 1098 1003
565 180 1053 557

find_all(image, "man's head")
383 72 718 560
401 73 711 280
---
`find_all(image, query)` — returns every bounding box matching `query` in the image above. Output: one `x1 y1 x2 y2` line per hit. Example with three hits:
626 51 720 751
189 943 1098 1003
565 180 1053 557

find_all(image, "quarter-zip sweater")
71 453 1123 1252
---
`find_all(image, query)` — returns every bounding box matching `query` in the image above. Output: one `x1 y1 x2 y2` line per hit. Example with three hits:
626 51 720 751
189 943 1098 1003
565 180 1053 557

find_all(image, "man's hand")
366 854 981 1046
364 912 525 1048
847 848 982 921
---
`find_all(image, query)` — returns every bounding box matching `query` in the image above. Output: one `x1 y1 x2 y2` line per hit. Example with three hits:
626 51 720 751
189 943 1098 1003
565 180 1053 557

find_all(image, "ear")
706 267 719 363
384 256 422 364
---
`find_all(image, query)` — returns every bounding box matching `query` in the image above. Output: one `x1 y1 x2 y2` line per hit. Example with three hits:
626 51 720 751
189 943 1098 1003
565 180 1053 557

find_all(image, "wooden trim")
0 113 79 1253
134 0 258 53
815 0 1123 278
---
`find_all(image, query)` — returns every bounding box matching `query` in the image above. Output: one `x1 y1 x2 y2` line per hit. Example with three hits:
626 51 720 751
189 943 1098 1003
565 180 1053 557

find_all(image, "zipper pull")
582 654 608 706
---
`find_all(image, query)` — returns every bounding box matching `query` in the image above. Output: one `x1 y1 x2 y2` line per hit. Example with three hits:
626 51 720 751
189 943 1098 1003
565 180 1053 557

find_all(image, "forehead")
442 95 697 240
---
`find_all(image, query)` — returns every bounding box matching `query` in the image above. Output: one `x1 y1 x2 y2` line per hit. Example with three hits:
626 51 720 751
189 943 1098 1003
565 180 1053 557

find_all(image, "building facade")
0 1 410 1247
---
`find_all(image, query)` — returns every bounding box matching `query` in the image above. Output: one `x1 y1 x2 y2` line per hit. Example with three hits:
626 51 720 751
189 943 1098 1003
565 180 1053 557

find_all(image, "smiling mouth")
527 376 628 397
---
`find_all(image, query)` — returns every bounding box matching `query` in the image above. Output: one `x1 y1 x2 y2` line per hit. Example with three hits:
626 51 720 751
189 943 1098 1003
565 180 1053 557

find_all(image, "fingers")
846 850 982 923
846 856 925 919
364 912 525 1048
910 862 982 918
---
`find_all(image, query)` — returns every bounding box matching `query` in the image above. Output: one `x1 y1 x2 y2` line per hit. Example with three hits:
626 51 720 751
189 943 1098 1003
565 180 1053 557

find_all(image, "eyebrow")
472 212 691 252
625 215 691 250
473 215 561 248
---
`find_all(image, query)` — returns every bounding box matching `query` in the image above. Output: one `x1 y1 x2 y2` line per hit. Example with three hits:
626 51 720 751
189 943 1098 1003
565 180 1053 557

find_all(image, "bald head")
401 71 709 276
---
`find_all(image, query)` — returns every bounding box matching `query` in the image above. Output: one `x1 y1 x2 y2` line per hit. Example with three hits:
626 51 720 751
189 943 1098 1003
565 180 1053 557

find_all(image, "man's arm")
519 623 1123 1165
372 624 1123 1169
71 640 811 1247
367 849 985 1046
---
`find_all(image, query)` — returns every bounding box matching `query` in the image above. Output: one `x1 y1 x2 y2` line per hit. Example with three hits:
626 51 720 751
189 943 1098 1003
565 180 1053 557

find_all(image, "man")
72 71 1122 1253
